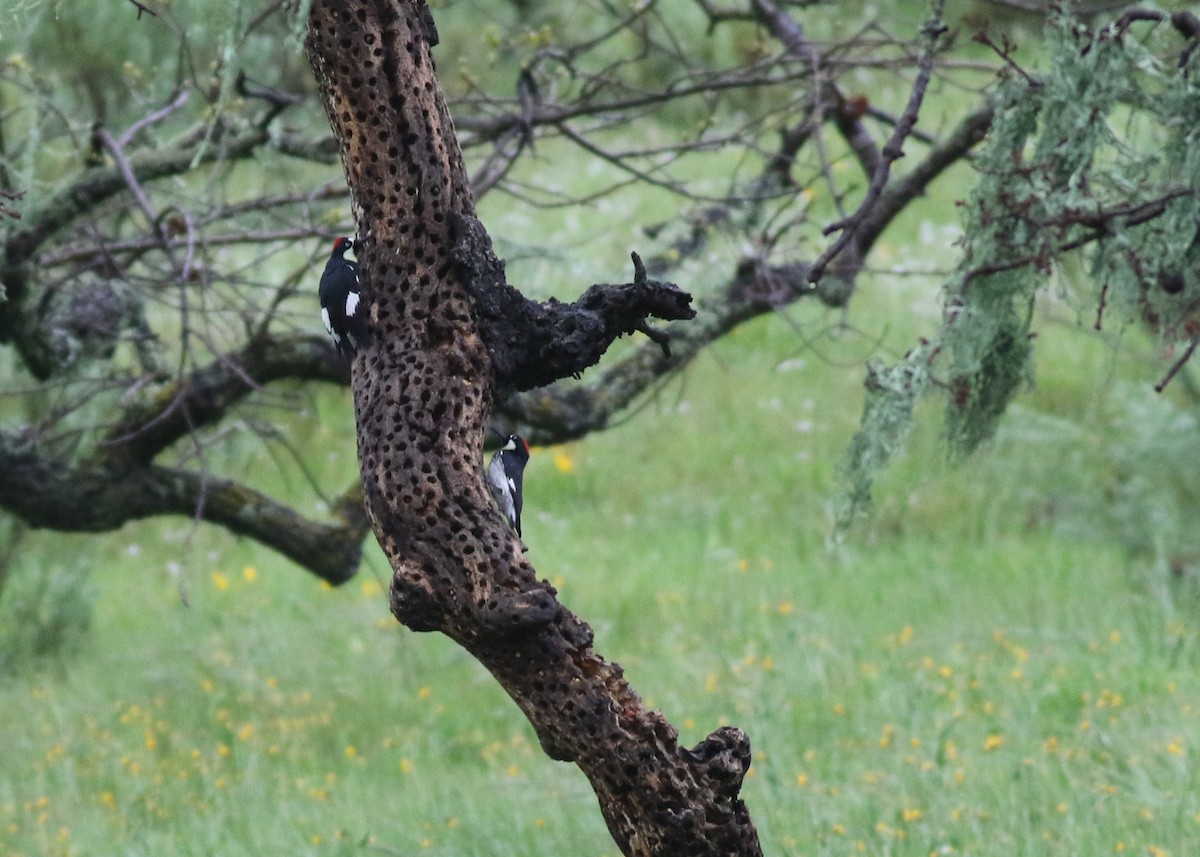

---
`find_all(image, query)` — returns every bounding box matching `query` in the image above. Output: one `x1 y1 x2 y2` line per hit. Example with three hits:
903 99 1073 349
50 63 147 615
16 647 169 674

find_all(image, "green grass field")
3 272 1200 856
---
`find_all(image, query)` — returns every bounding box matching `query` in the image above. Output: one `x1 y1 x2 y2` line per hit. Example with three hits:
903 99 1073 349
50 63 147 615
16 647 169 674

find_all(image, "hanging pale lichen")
838 9 1200 527
835 344 934 531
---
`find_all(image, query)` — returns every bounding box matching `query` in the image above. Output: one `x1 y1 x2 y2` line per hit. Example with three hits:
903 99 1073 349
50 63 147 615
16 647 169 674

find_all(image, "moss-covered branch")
839 9 1200 528
101 334 347 467
0 429 368 584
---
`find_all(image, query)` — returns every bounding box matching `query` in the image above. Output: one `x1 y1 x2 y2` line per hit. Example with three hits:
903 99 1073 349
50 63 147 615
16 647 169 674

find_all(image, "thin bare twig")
118 89 189 148
236 71 303 126
1156 338 1200 393
972 31 1042 88
125 0 157 19
984 0 1129 14
808 4 948 284
39 226 335 268
471 131 529 199
94 127 162 235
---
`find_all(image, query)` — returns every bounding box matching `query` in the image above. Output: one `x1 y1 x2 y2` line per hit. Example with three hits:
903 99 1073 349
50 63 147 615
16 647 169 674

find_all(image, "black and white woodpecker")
487 434 531 537
319 237 366 358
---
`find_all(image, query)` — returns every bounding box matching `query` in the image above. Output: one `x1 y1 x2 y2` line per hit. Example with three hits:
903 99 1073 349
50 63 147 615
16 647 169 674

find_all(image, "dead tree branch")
305 2 761 853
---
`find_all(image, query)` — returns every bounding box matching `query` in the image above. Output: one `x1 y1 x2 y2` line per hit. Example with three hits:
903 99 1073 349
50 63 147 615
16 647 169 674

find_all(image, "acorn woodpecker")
319 236 366 358
487 434 531 537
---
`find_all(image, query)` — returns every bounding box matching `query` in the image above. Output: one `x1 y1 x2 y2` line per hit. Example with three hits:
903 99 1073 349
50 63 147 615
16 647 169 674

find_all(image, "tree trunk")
305 3 761 854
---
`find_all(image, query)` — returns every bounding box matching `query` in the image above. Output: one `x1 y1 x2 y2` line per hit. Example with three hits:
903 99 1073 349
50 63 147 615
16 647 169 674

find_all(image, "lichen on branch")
838 9 1200 528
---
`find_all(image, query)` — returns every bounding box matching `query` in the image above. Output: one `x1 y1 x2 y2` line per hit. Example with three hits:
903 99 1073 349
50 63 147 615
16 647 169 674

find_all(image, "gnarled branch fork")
451 212 694 391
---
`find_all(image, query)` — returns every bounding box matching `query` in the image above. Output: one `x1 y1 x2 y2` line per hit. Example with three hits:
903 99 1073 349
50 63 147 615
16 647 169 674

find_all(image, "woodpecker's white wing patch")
345 291 360 318
321 307 333 336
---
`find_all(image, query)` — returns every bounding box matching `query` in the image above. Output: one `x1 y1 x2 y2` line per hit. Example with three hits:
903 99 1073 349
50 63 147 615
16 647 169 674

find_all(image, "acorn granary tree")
303 1 757 853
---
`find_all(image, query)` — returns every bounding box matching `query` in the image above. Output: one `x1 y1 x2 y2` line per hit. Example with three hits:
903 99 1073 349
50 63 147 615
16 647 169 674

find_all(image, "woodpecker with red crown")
319 237 366 358
487 434 531 537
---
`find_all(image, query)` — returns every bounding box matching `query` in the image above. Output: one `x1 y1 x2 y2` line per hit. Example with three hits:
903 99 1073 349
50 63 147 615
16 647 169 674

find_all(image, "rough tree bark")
305 1 761 854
